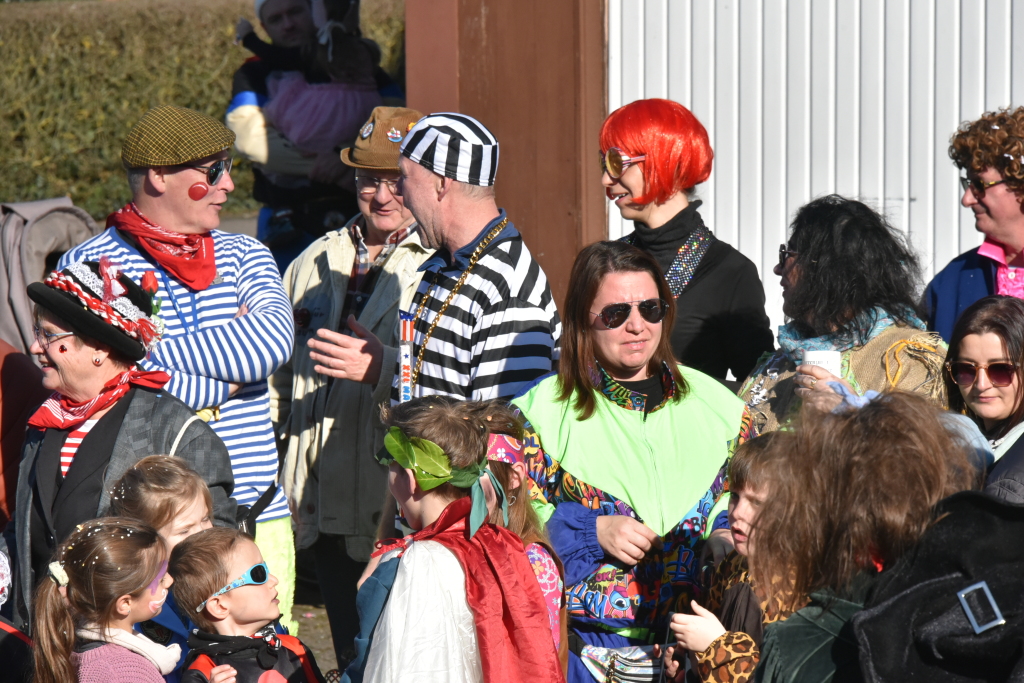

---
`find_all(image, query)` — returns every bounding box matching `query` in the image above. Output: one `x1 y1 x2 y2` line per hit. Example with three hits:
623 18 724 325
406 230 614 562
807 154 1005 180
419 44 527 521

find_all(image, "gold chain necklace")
410 217 509 388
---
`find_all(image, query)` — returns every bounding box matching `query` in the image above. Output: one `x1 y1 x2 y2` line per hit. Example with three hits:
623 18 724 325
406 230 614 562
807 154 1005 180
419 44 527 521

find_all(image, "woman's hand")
793 364 849 413
596 516 660 565
669 601 727 654
209 664 237 683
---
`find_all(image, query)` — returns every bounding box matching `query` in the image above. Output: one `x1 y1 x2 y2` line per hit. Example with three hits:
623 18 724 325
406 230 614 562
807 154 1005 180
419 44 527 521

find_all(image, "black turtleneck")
625 201 774 386
631 201 705 276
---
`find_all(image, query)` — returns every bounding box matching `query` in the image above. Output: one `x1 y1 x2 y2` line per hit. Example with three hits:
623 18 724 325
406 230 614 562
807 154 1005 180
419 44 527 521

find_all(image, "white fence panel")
607 0 1024 337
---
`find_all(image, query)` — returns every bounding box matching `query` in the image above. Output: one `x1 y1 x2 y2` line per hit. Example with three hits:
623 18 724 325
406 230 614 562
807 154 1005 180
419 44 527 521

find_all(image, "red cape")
406 497 565 683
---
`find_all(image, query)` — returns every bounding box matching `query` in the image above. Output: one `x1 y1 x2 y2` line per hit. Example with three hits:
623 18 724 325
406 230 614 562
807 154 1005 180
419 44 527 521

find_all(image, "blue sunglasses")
195 562 269 613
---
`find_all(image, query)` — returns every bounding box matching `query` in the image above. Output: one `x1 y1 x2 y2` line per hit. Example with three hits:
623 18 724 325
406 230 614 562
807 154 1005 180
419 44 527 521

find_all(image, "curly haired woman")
927 106 1024 341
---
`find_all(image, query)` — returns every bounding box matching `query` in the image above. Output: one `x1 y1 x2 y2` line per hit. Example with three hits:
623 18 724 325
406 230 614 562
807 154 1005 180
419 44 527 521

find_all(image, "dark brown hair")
950 106 1024 197
33 518 166 683
109 455 214 531
380 395 489 501
559 241 686 420
168 526 246 633
944 295 1024 439
748 392 978 612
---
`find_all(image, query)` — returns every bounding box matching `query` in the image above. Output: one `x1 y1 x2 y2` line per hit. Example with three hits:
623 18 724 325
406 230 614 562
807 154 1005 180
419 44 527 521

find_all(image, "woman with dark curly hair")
926 106 1024 341
738 195 947 433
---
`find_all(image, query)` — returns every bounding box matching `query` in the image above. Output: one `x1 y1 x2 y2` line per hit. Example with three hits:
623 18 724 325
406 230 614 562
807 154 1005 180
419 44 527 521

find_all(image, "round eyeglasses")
601 147 647 179
356 175 400 196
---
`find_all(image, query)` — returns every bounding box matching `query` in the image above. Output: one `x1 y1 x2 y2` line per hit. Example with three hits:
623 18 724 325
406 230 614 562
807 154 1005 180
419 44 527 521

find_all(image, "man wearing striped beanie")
386 112 562 401
314 112 560 403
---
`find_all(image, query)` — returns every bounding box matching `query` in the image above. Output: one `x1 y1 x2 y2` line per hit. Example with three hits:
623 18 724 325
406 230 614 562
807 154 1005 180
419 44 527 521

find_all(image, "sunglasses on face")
778 244 799 268
182 158 233 186
960 175 1008 198
946 360 1018 388
591 298 668 329
601 147 647 179
195 562 269 613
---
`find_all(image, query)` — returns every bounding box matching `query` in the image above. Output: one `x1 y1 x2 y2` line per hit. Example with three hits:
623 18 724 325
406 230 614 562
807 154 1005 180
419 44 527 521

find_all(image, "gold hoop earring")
508 495 517 506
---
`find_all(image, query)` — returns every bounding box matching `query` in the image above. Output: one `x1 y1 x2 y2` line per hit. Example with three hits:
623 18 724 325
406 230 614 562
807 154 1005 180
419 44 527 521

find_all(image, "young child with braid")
32 518 178 683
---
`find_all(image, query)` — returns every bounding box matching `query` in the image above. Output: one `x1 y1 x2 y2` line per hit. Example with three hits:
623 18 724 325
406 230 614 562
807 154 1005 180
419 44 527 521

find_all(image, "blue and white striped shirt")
59 228 295 521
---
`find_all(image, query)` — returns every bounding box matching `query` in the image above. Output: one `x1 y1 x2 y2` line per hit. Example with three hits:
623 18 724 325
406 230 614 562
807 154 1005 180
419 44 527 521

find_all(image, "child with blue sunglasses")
169 527 326 683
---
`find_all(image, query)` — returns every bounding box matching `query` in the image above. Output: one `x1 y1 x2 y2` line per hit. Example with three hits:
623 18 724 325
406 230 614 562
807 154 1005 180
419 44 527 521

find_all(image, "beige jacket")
270 217 431 559
739 324 948 434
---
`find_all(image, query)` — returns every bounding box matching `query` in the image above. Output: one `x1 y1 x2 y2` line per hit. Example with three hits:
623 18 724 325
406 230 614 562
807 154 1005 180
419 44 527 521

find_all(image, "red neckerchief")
106 203 217 291
375 497 565 683
28 368 170 431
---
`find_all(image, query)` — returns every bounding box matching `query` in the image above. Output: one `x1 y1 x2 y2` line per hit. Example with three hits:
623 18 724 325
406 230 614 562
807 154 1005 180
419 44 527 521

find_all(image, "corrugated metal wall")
607 0 1024 335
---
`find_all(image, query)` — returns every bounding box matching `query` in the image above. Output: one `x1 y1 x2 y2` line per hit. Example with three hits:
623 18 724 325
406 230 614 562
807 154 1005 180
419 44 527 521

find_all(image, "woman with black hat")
0 260 235 634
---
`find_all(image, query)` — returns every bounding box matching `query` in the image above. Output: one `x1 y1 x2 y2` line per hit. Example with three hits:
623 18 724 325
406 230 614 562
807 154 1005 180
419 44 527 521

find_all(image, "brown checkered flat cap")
341 106 425 171
121 105 236 168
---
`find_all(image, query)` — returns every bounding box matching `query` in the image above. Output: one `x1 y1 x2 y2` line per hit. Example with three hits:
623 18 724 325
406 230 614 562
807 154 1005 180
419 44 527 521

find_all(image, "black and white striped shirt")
393 211 561 402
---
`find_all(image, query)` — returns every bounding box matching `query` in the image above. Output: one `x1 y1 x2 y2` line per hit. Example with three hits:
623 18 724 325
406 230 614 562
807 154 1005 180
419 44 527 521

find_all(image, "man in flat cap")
317 111 562 402
269 106 429 664
59 105 299 633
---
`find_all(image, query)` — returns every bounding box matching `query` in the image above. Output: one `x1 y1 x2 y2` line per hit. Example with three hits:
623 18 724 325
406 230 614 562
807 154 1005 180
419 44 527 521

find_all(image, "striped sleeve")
147 242 294 384
471 296 559 399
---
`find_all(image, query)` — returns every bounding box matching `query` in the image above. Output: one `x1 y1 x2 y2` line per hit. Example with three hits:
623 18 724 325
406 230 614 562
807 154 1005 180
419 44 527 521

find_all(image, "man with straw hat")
59 105 299 633
270 105 430 664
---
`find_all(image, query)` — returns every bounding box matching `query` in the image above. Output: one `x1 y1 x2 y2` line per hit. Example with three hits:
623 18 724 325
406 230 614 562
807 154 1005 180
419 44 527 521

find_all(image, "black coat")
625 202 775 384
985 430 1024 502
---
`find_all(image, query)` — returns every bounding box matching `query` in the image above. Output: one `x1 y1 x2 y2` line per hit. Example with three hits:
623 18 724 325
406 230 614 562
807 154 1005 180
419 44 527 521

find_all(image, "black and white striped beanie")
399 113 499 187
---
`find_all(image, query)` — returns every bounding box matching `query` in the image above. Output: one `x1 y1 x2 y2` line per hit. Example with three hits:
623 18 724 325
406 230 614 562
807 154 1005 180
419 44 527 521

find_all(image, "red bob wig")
599 99 713 206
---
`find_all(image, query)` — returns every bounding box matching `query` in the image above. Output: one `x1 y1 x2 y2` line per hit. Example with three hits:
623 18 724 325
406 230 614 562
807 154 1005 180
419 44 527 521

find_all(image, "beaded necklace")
622 224 716 297
409 217 509 388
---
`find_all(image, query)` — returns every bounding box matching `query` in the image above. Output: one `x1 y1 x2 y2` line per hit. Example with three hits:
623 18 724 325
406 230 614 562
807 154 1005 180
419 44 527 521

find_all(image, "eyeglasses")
778 244 799 268
960 176 1009 198
195 562 269 613
33 326 75 349
946 360 1019 388
356 175 400 196
591 298 668 329
182 158 233 186
601 147 647 179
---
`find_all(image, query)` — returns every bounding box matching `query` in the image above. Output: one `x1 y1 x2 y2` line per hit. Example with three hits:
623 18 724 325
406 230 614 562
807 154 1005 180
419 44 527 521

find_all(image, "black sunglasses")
960 175 1008 198
946 360 1018 388
778 244 799 268
182 158 233 186
592 298 668 329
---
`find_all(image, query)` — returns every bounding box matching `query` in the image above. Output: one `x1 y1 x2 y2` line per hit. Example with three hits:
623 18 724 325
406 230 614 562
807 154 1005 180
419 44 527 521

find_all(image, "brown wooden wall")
404 0 607 308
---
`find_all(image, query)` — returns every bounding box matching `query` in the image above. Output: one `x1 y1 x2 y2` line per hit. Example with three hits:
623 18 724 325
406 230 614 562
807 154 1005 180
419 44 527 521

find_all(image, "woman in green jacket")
513 241 755 682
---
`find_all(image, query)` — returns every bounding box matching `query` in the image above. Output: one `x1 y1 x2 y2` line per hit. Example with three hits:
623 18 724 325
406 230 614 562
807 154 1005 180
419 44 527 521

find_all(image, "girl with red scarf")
0 260 236 634
341 396 564 683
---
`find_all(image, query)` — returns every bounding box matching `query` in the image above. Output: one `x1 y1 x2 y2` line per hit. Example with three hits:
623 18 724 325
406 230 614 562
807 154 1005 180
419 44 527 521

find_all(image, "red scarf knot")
28 368 171 431
106 203 217 291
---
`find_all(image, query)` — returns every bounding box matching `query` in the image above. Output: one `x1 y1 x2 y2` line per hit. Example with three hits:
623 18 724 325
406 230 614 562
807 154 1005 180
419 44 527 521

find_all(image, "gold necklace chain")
410 217 509 388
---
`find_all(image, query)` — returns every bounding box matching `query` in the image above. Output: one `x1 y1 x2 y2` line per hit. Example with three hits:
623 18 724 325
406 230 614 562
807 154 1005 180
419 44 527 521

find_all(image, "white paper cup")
802 350 842 377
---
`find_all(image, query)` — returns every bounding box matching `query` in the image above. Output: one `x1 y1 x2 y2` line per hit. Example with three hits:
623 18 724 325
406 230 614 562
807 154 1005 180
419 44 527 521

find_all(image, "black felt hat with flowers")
27 259 162 362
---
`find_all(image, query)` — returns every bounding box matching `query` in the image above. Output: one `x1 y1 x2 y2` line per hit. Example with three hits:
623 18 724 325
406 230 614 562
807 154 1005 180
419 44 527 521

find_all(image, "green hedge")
0 0 404 220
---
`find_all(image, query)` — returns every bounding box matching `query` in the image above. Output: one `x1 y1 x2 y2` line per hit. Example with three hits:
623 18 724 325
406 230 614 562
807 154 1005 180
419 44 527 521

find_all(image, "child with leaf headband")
341 396 565 683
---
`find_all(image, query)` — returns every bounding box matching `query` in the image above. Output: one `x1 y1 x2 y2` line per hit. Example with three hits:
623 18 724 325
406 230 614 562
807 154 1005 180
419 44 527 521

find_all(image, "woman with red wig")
601 99 773 386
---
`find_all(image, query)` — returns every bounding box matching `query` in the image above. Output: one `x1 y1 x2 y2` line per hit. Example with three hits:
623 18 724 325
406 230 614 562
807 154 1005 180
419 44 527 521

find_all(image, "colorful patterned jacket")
513 363 754 641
